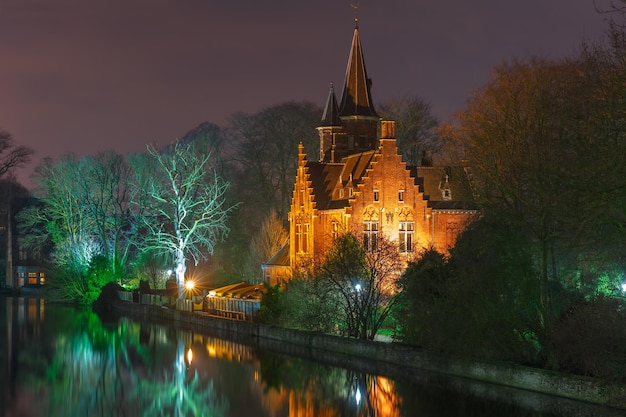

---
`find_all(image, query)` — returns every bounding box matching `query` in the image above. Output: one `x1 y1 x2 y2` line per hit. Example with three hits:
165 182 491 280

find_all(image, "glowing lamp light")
186 347 193 365
621 283 626 292
355 283 362 292
185 280 195 290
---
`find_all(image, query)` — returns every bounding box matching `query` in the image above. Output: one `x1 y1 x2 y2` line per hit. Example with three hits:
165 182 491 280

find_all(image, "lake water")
1 296 622 417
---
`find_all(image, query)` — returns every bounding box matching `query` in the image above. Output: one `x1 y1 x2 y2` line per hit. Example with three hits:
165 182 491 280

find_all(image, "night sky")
0 1 611 188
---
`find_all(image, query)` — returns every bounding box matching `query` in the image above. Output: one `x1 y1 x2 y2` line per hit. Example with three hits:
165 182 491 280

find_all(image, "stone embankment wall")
111 299 626 411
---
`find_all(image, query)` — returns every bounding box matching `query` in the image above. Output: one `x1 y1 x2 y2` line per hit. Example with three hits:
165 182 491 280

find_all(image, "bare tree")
142 139 237 299
0 130 33 179
377 97 440 166
229 101 321 220
318 233 400 339
248 209 288 280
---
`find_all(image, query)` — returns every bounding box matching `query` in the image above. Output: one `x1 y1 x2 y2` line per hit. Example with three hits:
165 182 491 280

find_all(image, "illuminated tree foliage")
18 152 140 303
141 139 236 299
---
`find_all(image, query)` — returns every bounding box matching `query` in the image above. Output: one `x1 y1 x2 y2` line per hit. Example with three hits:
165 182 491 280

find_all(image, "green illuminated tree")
141 139 236 299
18 151 140 302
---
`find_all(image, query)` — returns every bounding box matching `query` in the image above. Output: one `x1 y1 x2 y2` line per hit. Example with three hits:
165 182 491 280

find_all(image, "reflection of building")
15 266 46 287
263 22 477 286
1 186 48 288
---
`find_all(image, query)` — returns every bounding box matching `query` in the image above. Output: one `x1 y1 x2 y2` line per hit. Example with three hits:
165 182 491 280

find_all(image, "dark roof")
320 84 342 127
412 166 478 211
338 26 379 118
264 242 290 267
304 151 476 212
208 282 266 299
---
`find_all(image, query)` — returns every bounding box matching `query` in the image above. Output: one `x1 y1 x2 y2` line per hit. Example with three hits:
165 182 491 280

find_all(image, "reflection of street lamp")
186 347 193 367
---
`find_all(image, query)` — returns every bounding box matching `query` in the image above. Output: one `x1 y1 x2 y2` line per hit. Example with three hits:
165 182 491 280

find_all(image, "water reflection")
1 297 622 417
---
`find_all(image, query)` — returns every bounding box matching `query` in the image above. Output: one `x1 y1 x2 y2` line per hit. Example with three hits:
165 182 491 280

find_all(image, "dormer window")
349 188 354 197
439 174 452 200
374 190 379 202
339 188 344 199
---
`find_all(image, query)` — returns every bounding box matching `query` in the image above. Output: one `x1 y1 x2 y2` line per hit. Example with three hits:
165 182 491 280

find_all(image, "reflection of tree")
259 351 401 417
16 306 228 417
136 341 227 417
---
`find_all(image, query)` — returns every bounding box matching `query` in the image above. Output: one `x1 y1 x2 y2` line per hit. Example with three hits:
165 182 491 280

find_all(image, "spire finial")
351 2 359 27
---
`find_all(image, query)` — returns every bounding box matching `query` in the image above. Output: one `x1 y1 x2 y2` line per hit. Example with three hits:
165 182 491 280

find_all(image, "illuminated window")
28 272 37 278
295 221 309 253
349 188 353 197
332 221 339 241
399 222 414 253
373 190 379 202
303 223 309 253
363 222 378 252
295 223 302 253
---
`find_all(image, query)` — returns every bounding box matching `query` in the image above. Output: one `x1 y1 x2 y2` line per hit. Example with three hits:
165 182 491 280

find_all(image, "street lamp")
185 280 195 297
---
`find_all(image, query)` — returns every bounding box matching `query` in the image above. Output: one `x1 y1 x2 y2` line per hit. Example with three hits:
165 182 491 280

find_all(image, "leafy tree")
441 50 626 313
378 96 441 166
280 273 343 333
141 139 237 299
258 284 284 324
394 248 453 346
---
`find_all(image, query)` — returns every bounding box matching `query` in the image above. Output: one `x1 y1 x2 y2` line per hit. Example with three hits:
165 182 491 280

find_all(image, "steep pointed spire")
320 83 342 127
338 24 379 118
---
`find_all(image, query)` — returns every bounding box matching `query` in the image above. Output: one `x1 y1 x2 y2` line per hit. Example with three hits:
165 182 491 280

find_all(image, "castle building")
262 23 477 286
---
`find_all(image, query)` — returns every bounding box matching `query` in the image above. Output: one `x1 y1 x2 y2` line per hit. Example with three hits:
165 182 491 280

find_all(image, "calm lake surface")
1 296 622 417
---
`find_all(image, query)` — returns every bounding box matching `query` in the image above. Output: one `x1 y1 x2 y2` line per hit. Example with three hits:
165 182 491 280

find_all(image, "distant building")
1 189 48 288
263 22 478 286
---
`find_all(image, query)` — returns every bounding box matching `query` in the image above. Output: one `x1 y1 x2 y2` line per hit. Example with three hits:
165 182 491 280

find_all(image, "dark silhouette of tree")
378 96 440 166
229 101 321 221
0 130 33 179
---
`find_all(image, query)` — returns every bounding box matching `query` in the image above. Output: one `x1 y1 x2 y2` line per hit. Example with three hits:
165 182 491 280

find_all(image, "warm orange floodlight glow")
185 280 195 290
186 347 193 365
